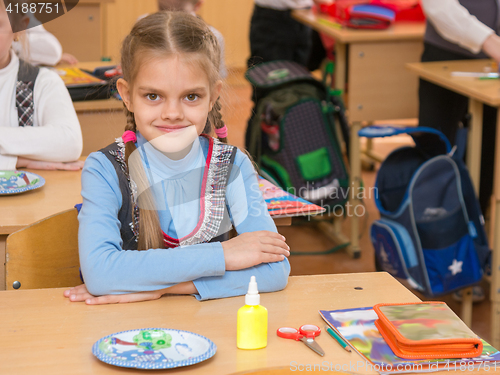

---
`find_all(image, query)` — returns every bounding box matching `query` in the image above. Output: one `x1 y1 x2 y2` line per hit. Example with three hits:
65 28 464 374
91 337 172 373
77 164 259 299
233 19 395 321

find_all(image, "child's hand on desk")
482 34 500 64
58 53 79 66
16 157 84 171
221 231 290 271
64 282 198 305
64 284 165 304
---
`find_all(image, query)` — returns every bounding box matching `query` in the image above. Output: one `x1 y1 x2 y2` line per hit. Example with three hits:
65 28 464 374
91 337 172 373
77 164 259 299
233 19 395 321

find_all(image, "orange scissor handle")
277 327 302 341
299 324 321 339
277 324 321 341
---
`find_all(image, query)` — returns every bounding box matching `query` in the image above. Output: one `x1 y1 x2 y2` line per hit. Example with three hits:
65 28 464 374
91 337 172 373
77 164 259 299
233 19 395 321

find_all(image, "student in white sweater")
422 0 500 62
418 0 500 303
419 0 500 216
0 4 83 170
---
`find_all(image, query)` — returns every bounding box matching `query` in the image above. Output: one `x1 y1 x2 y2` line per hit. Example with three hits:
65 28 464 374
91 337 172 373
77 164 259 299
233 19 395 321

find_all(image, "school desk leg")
460 288 473 327
348 121 362 258
491 199 500 349
0 235 6 291
459 99 484 328
467 99 483 193
314 214 349 247
363 138 384 164
335 42 346 93
361 127 380 171
490 108 500 349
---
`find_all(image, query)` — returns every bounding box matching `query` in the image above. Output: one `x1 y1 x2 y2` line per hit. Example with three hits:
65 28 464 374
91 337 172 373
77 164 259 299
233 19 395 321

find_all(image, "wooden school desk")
292 9 425 257
407 59 500 349
63 61 127 156
73 96 125 156
0 168 82 291
0 272 425 375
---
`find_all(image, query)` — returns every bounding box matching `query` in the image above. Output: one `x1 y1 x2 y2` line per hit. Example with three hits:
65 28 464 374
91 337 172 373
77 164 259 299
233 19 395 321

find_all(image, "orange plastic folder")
373 302 483 359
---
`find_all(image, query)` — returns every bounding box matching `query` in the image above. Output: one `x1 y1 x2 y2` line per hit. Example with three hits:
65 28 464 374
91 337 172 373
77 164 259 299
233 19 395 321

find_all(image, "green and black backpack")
246 60 349 209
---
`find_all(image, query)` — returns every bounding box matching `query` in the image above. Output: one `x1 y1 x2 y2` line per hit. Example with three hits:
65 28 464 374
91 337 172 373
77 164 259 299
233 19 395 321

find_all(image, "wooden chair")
6 208 81 290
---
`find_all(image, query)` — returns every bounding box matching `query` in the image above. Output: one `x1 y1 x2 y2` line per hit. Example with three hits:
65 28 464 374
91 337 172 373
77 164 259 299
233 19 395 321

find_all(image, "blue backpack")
360 126 491 297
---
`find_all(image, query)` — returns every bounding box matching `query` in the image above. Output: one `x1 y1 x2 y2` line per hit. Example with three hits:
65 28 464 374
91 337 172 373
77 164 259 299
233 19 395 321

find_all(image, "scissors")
276 324 325 356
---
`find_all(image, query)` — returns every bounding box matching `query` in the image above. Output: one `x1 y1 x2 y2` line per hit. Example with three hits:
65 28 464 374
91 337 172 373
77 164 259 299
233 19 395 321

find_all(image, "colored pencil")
317 17 343 29
325 326 352 353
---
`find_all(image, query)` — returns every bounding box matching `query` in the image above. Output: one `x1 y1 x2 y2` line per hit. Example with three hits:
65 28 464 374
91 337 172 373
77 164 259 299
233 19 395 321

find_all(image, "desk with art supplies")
53 61 127 156
406 59 500 350
0 272 472 375
72 97 126 156
1 272 498 374
291 9 425 257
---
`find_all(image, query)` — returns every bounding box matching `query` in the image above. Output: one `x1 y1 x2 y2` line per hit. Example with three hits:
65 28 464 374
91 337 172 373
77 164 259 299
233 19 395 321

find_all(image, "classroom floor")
222 69 493 344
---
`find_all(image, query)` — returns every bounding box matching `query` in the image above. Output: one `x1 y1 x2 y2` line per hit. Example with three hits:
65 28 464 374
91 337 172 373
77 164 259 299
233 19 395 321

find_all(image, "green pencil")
325 326 352 353
317 17 342 29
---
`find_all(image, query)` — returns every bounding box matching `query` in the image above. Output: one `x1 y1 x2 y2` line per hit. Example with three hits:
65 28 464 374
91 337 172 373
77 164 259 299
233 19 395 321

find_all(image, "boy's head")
157 0 203 13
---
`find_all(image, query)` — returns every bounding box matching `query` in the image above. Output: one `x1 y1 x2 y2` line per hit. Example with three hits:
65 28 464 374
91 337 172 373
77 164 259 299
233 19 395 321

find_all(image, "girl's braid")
123 104 136 132
209 98 227 143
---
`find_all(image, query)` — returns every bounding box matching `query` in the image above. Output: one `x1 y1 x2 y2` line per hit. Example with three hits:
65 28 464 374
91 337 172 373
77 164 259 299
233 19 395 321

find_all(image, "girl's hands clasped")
63 231 288 305
221 231 290 271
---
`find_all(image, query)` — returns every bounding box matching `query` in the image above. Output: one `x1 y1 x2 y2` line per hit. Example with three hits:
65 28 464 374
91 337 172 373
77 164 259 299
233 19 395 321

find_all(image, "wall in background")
198 0 254 69
102 0 157 62
44 0 253 69
44 0 113 62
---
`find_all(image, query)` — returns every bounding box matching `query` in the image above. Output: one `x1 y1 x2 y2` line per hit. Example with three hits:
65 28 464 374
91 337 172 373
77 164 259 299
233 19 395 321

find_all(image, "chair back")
6 208 80 290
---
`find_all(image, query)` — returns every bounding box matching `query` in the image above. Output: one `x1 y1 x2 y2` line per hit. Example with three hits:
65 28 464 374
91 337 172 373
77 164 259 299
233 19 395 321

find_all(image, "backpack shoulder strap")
453 127 468 161
16 59 40 127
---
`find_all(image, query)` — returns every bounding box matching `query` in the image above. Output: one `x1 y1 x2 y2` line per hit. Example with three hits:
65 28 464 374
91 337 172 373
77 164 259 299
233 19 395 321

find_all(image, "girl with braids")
64 11 290 305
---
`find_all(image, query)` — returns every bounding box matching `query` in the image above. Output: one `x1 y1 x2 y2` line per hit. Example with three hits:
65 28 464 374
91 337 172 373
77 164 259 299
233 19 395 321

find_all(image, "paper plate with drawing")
92 328 216 370
0 170 45 195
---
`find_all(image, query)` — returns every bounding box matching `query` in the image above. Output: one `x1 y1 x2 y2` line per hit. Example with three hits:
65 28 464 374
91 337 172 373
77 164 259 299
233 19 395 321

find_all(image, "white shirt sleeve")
0 154 18 170
0 69 83 164
421 0 495 54
13 24 63 66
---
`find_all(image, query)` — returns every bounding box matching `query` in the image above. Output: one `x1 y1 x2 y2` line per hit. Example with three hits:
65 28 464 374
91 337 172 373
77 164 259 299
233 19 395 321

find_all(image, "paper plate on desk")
0 170 45 195
92 328 217 370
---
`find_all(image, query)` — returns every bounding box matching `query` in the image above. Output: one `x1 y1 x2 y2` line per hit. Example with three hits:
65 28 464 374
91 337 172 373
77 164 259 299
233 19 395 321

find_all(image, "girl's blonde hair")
121 11 227 250
2 0 29 59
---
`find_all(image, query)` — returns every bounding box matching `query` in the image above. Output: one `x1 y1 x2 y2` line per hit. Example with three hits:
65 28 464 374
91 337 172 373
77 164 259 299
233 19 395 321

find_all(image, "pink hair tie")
122 130 137 143
215 124 228 139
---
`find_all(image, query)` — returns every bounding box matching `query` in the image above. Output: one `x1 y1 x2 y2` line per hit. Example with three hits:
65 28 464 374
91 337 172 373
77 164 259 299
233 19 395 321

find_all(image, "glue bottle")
237 276 268 349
